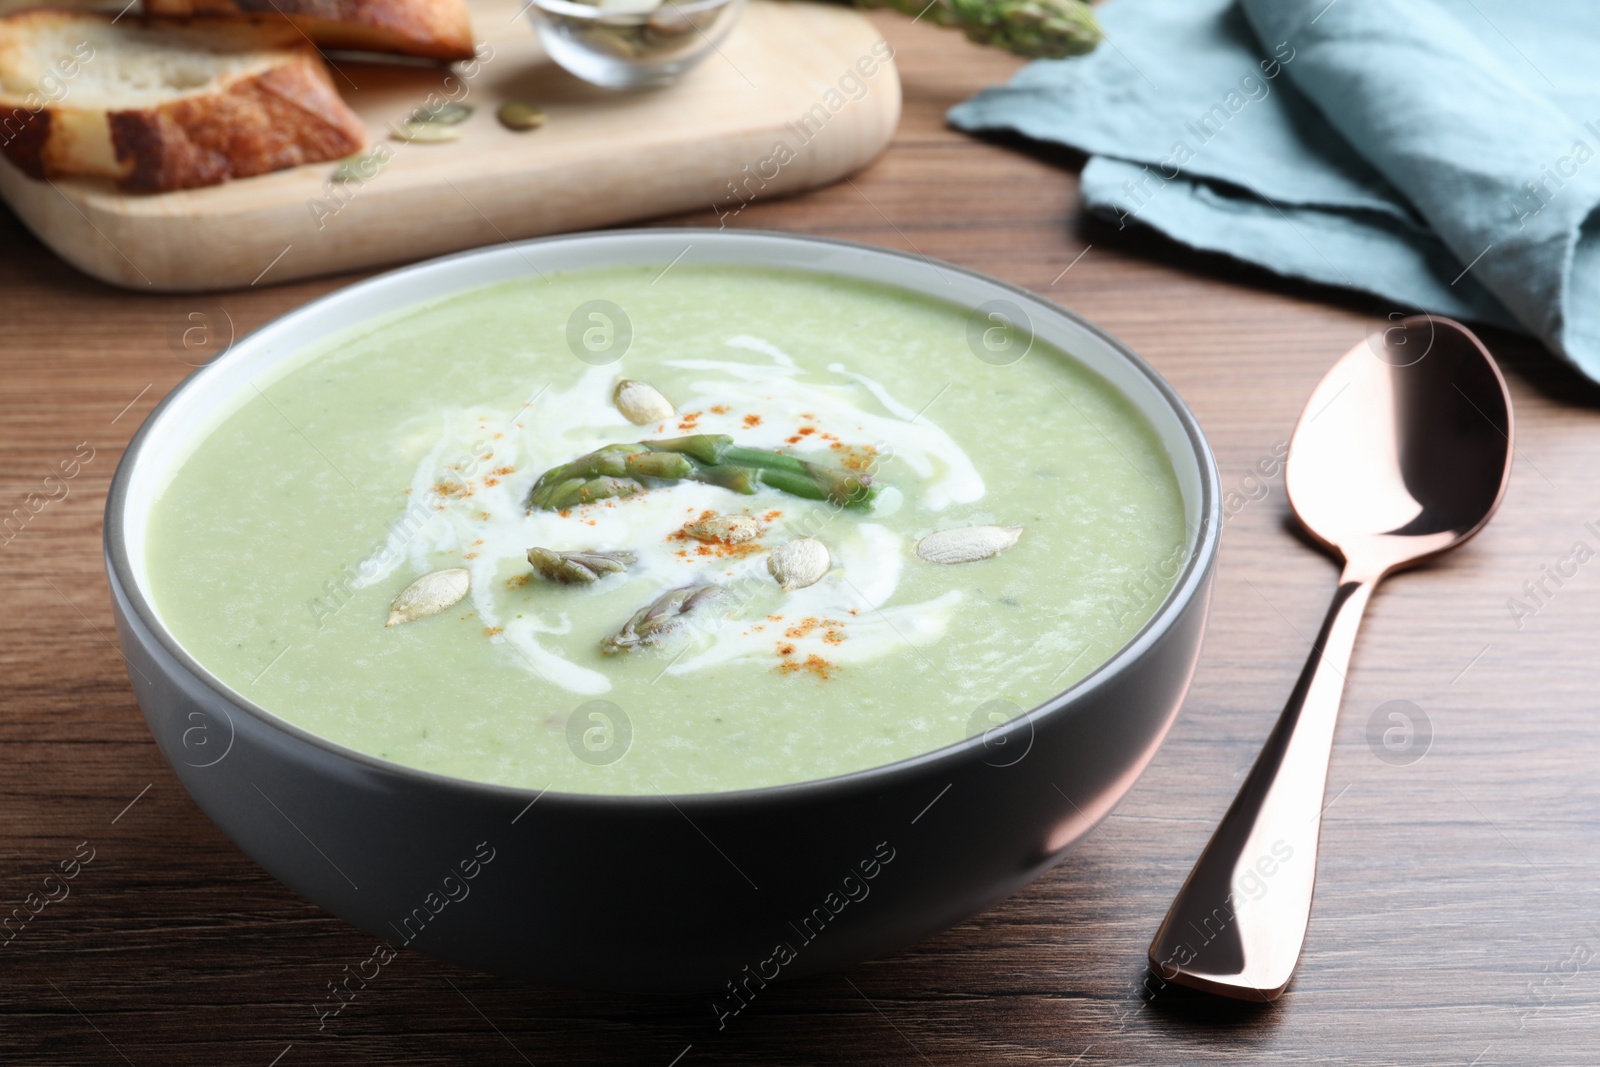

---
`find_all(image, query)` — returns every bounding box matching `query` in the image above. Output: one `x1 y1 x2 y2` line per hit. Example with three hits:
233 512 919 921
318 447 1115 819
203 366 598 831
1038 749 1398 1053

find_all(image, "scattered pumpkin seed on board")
331 149 388 182
390 103 474 144
392 121 462 144
498 101 548 131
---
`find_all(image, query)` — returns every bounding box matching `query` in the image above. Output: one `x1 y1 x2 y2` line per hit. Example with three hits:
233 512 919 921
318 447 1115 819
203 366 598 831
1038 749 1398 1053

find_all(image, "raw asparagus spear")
855 0 1100 59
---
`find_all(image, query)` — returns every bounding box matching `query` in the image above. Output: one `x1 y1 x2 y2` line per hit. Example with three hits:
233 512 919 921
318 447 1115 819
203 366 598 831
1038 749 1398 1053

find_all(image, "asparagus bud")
600 583 726 654
526 547 636 584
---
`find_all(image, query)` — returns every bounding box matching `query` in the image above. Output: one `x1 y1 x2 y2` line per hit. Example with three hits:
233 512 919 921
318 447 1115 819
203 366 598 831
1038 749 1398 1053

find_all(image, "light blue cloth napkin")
949 0 1600 381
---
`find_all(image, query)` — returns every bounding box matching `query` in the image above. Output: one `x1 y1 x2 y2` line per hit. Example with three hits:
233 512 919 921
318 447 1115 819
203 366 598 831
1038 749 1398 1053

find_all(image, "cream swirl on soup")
357 339 978 695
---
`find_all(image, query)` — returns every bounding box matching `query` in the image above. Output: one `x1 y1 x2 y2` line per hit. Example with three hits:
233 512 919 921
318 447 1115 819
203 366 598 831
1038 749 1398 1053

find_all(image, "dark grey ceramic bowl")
105 230 1220 994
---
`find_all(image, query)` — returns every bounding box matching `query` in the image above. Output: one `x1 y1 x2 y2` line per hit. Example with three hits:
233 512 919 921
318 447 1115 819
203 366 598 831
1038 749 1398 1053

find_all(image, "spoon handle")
1148 568 1376 1000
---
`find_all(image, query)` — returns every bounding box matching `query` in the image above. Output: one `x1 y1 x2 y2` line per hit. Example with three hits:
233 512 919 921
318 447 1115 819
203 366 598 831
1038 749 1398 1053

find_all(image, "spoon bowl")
1288 316 1513 572
1149 315 1513 1000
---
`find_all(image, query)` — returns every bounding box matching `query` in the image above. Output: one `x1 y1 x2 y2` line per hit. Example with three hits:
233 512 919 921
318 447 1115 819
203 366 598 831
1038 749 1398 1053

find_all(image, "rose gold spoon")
1148 315 1513 1001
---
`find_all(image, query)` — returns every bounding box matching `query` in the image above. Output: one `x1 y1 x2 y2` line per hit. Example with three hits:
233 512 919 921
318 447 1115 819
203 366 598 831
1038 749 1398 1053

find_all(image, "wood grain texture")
0 0 899 289
4 10 1600 1065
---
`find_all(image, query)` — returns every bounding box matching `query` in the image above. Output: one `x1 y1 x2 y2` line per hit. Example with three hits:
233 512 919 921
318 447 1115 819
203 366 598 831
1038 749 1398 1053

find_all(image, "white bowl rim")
105 228 1223 809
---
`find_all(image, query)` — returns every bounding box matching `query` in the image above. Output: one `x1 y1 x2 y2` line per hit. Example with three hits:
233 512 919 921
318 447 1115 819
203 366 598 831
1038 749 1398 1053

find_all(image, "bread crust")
0 12 369 192
0 102 51 178
145 0 475 61
109 51 368 190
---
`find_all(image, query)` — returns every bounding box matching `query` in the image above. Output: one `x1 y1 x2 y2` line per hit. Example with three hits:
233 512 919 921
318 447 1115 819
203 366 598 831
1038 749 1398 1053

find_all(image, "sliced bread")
0 10 368 191
143 0 475 62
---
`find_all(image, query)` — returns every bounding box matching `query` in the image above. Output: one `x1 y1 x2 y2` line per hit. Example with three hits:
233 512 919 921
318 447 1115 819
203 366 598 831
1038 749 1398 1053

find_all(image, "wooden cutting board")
0 0 899 291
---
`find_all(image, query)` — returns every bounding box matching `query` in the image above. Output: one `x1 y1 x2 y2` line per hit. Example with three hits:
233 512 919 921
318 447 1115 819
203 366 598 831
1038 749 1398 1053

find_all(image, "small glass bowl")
527 0 747 90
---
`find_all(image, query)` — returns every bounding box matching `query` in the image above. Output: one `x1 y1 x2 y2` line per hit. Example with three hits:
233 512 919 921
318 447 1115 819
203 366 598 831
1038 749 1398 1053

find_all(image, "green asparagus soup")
144 265 1186 795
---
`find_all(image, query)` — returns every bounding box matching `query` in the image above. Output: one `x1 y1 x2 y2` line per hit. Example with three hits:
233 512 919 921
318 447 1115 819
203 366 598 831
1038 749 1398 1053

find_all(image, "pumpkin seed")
387 567 470 626
497 101 547 131
331 149 387 183
645 9 694 34
684 514 761 544
391 121 461 143
768 537 830 591
579 26 640 59
914 525 1023 565
613 378 674 424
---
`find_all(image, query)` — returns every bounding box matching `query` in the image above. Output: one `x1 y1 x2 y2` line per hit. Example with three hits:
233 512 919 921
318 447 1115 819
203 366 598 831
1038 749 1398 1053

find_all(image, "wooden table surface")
4 13 1599 1066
